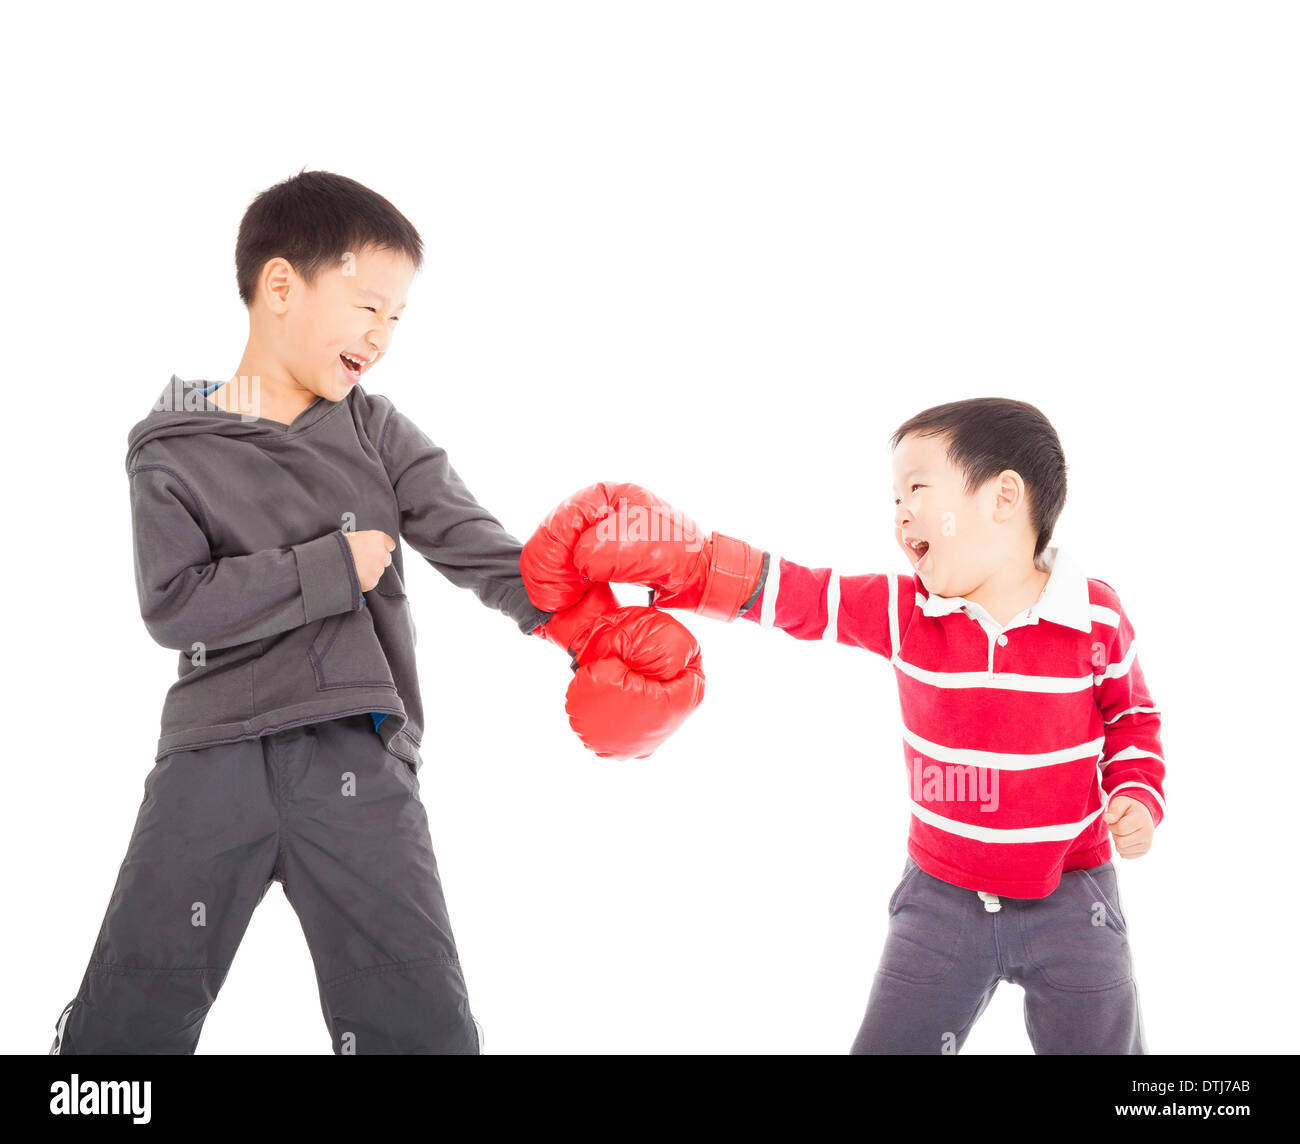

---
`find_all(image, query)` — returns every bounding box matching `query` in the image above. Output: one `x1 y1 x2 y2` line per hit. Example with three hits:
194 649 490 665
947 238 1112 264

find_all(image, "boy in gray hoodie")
48 169 683 1054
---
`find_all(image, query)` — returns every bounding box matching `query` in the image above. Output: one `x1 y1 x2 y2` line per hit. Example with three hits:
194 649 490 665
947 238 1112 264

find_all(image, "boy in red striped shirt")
525 397 1163 1053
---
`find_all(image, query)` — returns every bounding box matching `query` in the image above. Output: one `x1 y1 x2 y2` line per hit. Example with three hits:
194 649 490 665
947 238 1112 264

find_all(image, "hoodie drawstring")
976 890 1002 913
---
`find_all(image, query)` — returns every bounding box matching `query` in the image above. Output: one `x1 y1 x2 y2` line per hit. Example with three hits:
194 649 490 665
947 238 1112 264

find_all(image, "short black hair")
234 168 424 307
890 397 1068 559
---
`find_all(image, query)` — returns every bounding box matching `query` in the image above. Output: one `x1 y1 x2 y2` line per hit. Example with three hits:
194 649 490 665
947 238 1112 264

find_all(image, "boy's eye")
912 484 923 492
362 306 400 321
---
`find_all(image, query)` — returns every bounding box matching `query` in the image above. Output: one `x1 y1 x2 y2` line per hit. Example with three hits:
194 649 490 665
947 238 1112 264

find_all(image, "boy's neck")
210 365 320 426
961 557 1052 630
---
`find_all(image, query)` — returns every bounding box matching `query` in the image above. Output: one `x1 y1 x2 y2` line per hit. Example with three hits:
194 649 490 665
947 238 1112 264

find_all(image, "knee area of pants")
323 958 476 1055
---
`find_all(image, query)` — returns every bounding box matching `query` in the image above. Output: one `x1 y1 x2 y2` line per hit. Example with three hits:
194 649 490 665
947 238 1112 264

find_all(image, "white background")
4 1 1296 1054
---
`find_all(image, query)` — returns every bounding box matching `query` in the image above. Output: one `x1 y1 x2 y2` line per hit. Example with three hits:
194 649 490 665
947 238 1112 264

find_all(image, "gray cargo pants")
50 712 481 1054
851 856 1145 1054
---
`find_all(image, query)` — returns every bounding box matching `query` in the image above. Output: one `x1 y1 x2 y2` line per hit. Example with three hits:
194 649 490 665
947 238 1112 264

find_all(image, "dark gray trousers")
51 713 480 1054
851 856 1145 1054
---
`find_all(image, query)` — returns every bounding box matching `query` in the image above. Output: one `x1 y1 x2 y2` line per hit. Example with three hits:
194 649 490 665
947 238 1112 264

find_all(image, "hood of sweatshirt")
125 375 339 472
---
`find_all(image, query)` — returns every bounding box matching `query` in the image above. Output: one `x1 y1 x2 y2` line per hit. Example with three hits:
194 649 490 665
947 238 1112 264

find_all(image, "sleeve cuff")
505 580 553 634
1107 787 1165 829
293 530 363 623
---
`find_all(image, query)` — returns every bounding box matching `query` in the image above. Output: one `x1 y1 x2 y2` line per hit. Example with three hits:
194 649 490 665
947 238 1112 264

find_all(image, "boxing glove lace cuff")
696 533 766 621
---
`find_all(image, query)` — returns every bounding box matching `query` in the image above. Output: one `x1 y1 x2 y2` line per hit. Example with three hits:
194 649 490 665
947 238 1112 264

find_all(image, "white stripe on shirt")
1105 705 1160 724
759 555 781 630
1094 637 1139 684
823 572 840 642
1090 604 1121 628
902 726 1106 771
1106 781 1167 813
910 800 1106 843
887 572 900 658
892 657 1095 693
1100 744 1165 768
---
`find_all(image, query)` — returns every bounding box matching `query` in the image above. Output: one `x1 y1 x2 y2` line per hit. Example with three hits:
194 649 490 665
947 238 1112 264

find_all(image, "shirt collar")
918 545 1092 633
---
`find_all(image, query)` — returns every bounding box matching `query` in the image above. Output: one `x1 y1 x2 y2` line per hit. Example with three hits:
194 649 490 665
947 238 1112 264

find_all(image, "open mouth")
339 353 365 379
906 538 931 571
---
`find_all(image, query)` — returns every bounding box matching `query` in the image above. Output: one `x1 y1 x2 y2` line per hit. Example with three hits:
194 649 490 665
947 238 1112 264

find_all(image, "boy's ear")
992 469 1029 522
258 257 297 314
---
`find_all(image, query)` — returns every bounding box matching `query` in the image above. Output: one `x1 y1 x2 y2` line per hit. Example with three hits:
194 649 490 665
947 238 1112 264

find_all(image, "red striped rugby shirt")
736 545 1166 898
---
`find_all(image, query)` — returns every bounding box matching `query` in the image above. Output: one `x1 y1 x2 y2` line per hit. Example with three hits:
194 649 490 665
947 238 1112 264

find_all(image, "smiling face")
891 430 1023 598
260 244 415 403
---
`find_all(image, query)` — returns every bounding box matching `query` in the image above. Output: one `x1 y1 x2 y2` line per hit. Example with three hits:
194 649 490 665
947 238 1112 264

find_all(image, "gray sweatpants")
851 856 1145 1054
50 713 480 1054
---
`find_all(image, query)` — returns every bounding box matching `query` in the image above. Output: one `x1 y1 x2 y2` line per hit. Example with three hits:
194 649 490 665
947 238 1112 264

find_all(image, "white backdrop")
5 1 1296 1054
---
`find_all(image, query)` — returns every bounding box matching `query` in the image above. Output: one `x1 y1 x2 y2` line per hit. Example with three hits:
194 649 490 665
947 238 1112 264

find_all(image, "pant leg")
272 714 480 1055
51 738 280 1054
851 858 1002 1054
1009 861 1145 1054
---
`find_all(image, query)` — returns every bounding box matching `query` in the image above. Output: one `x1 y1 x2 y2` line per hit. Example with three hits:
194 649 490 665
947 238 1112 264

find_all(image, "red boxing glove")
530 582 705 759
526 482 766 622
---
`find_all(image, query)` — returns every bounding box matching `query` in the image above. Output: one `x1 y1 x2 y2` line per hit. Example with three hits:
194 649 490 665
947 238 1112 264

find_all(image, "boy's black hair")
235 168 424 306
890 397 1068 560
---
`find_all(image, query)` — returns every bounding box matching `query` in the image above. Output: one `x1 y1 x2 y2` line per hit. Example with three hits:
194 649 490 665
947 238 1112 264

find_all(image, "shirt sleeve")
1093 588 1167 827
736 554 917 659
129 463 363 652
375 402 551 634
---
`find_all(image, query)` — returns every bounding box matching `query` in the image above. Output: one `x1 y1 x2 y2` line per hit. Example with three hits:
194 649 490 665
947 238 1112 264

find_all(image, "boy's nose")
368 326 393 356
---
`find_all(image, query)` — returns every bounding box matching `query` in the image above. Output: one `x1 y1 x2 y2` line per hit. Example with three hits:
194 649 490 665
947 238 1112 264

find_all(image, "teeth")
342 354 364 369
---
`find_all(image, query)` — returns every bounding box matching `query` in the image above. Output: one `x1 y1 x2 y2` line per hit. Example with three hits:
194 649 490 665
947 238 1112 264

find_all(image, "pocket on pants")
887 857 922 916
1019 864 1134 991
878 859 967 984
1078 862 1129 936
330 714 419 799
395 754 420 797
374 741 419 798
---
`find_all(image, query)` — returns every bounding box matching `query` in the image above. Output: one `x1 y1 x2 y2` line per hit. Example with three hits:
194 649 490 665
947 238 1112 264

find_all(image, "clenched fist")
345 529 396 592
1103 796 1154 858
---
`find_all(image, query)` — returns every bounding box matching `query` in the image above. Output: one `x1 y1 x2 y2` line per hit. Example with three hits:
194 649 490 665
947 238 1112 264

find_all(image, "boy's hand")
1103 796 1154 858
345 529 396 592
523 482 765 622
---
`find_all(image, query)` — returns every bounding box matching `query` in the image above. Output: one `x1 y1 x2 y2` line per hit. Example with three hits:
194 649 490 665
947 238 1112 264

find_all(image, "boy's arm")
522 481 913 657
129 464 363 652
375 403 550 634
1092 585 1166 827
735 555 916 659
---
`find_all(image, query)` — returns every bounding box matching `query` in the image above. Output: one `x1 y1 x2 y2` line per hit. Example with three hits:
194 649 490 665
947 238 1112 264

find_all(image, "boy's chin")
321 374 359 401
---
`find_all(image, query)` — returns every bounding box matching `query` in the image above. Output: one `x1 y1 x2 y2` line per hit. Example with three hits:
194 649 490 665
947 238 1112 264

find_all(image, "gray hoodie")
124 375 551 771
